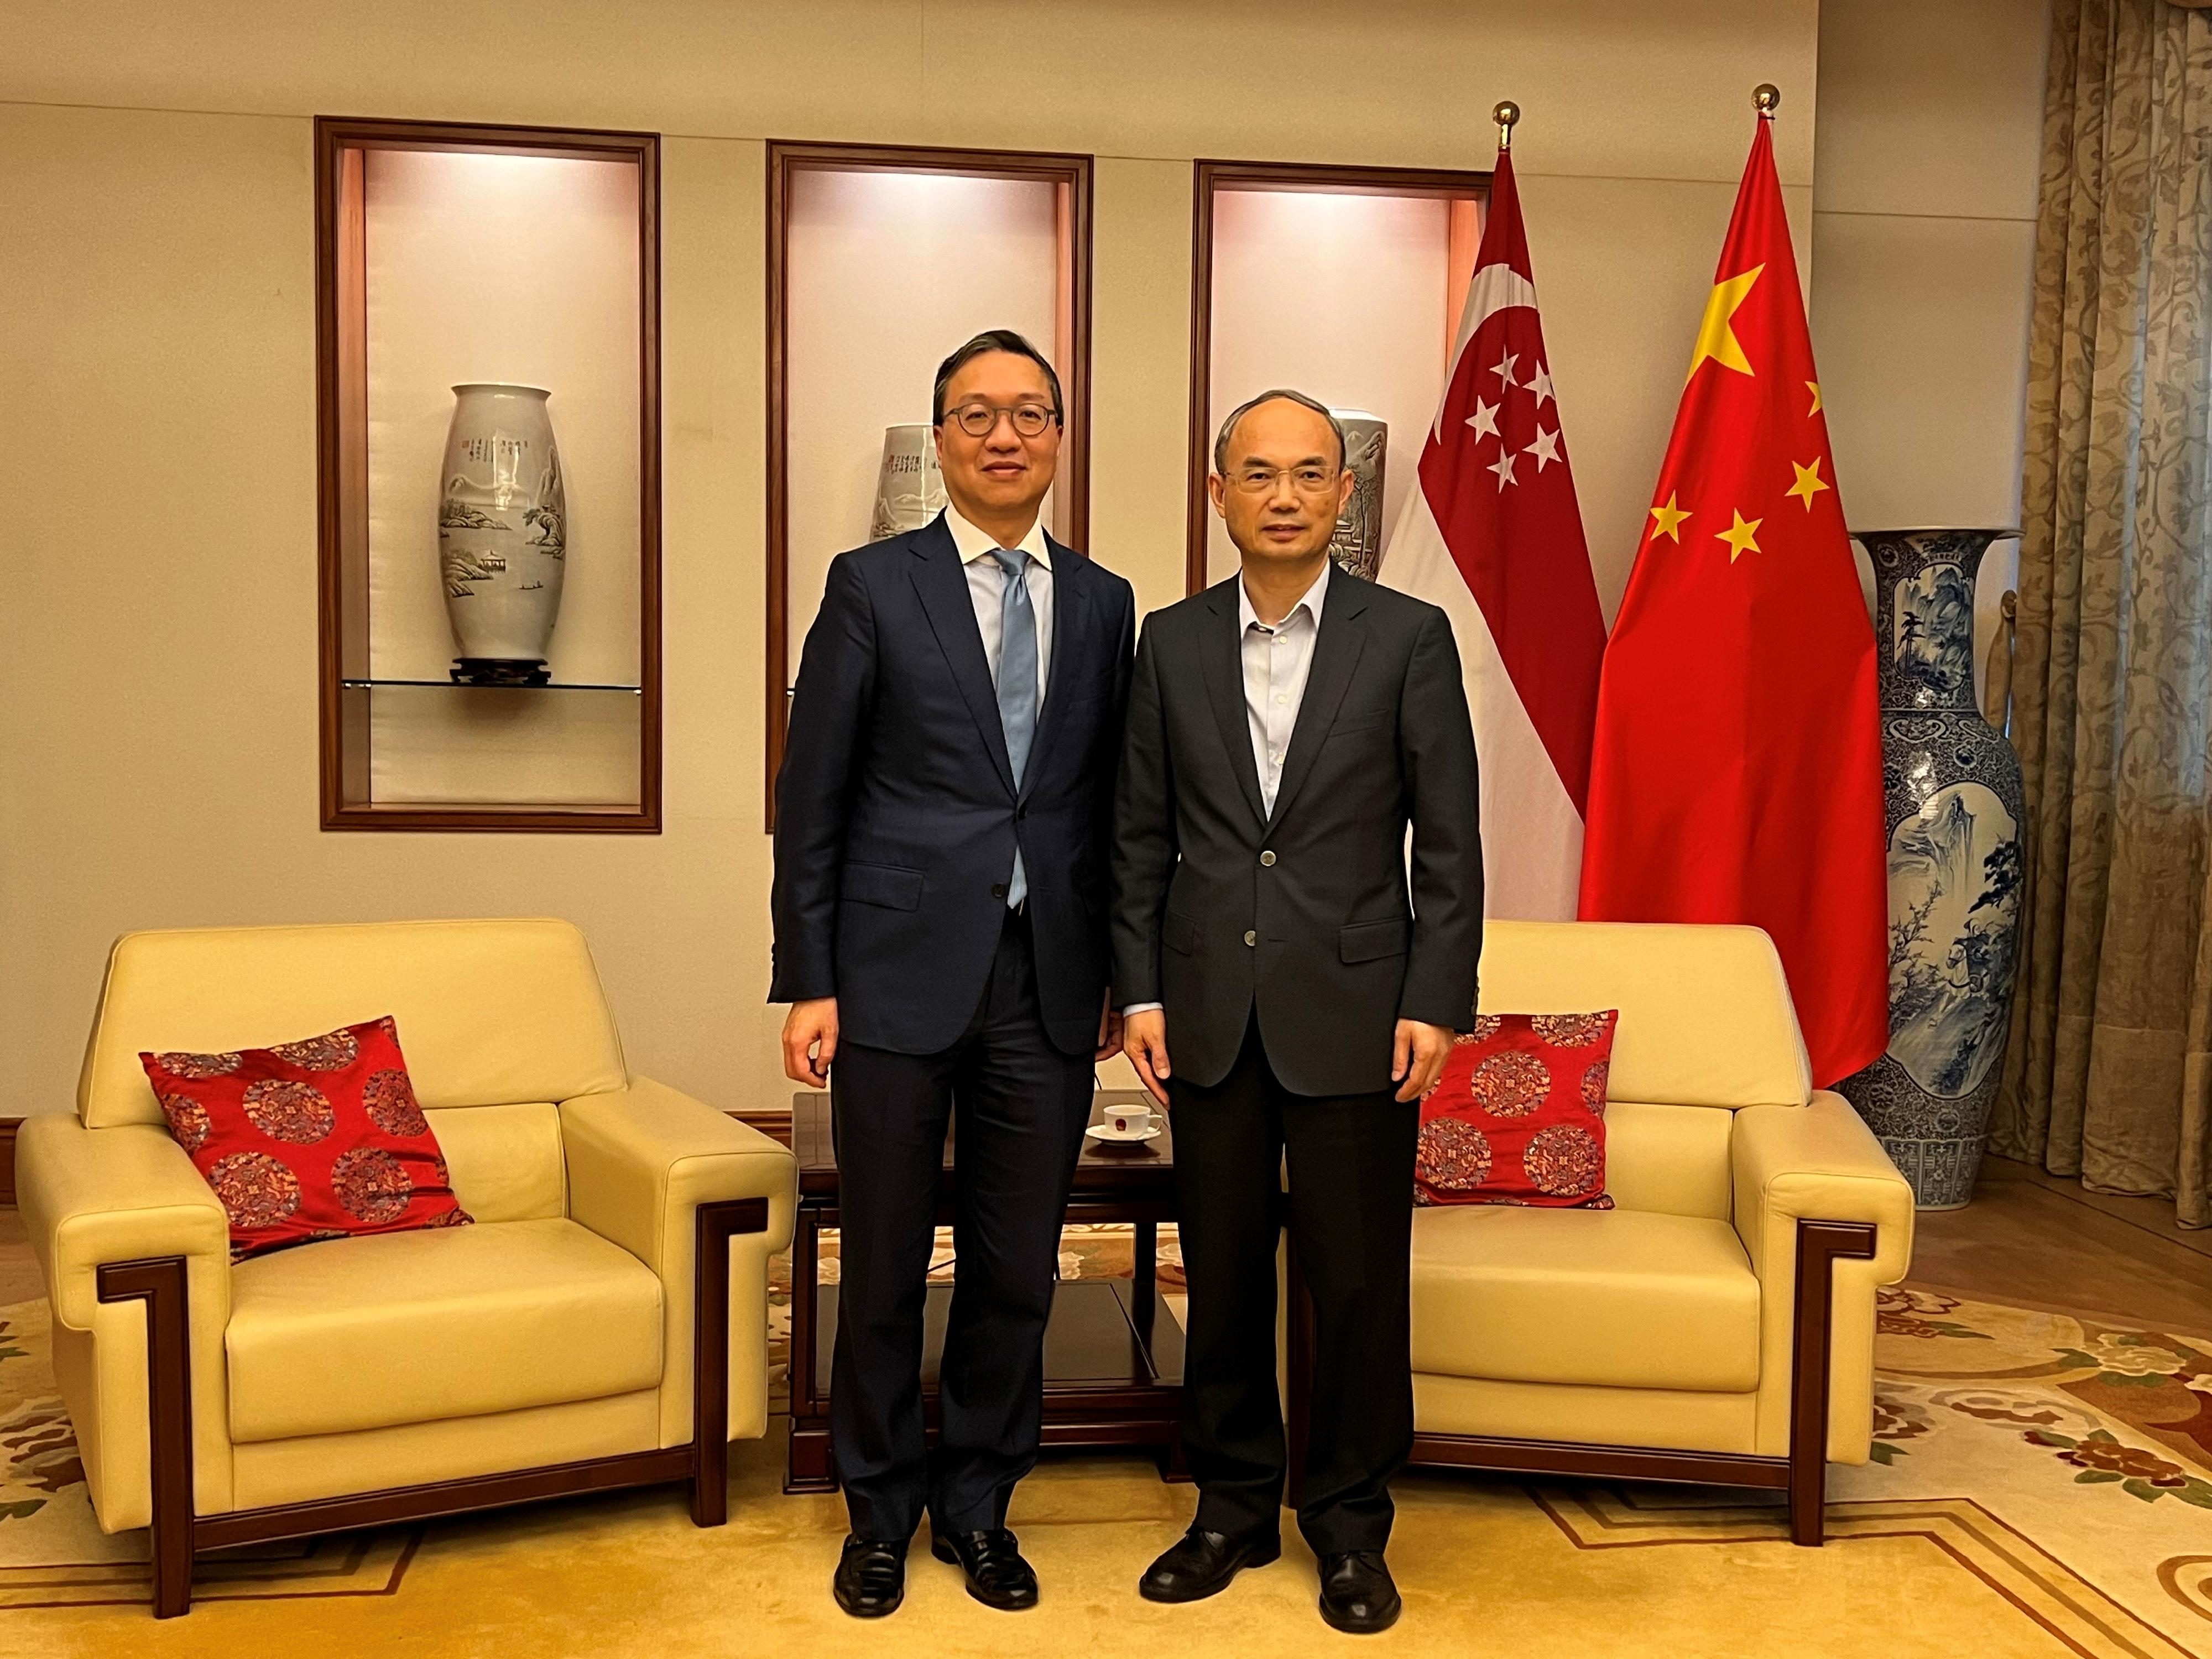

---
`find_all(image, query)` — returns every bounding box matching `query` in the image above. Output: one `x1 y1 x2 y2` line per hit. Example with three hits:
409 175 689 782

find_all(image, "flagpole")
1493 100 1519 150
1754 83 1780 119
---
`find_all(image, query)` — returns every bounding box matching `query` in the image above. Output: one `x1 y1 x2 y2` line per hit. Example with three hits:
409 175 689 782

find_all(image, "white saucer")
1086 1123 1164 1144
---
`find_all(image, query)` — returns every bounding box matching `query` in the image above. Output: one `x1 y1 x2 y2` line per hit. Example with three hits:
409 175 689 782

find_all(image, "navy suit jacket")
770 513 1136 1057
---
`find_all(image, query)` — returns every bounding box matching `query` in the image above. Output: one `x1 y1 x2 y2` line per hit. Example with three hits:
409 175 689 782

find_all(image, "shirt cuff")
1119 1001 1164 1016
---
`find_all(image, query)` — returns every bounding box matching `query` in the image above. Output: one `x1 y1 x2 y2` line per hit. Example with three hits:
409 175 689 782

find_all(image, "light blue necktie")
992 546 1037 909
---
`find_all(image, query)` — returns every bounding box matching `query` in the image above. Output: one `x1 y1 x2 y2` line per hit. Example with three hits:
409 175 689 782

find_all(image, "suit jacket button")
992 884 1009 899
1243 930 1258 947
1259 850 1276 866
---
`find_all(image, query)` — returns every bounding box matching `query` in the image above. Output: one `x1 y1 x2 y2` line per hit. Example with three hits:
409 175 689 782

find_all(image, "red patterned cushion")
1415 1010 1620 1209
139 1016 472 1260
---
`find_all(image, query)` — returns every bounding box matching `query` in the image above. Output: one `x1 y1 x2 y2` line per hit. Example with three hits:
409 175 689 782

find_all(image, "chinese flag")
1577 115 1888 1087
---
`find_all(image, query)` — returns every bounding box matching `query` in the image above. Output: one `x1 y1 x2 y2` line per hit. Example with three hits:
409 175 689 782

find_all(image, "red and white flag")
1380 146 1608 919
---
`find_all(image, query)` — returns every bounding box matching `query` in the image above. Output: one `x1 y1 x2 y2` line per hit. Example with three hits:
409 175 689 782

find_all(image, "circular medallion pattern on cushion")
1581 1061 1609 1112
1470 1050 1551 1118
1416 1119 1493 1190
1454 1014 1503 1045
268 1028 360 1071
332 1147 413 1223
1525 1122 1603 1197
363 1067 427 1137
208 1151 301 1229
157 1092 211 1152
243 1078 335 1143
1531 1013 1610 1048
154 1050 241 1079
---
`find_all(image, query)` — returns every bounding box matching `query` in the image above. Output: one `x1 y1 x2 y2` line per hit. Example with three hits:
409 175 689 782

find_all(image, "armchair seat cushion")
1410 1207 1760 1392
226 1218 663 1443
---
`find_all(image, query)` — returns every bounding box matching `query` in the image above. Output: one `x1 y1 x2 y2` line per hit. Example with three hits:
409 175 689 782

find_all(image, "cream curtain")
1994 0 2212 1223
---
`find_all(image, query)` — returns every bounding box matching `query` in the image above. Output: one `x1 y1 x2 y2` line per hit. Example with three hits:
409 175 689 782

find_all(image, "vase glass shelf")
340 679 643 693
316 117 662 833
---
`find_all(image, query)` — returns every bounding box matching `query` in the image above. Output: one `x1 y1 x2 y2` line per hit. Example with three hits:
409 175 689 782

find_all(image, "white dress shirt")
1124 559 1331 1018
1239 559 1329 816
943 506 1052 698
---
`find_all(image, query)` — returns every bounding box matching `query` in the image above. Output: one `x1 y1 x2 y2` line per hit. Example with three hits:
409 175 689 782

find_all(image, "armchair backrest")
1477 922 1812 1222
77 918 628 1131
1477 920 1812 1110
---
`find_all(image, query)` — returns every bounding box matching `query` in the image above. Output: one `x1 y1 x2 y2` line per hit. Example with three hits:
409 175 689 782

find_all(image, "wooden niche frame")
314 116 664 833
764 141 1094 830
1186 160 1490 594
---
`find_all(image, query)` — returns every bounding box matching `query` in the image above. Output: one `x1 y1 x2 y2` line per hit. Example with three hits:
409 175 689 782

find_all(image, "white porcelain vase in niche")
437 383 566 686
870 423 948 541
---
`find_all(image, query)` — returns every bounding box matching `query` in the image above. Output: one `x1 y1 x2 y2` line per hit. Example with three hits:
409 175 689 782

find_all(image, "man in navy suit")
771 330 1135 1620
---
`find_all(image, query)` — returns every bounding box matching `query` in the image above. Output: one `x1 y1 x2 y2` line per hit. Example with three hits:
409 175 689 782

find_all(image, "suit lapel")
908 515 1016 796
1020 533 1088 805
1201 578 1269 828
1266 570 1370 831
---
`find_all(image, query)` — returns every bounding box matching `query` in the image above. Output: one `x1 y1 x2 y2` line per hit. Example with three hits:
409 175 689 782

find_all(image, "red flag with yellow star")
1577 113 1888 1087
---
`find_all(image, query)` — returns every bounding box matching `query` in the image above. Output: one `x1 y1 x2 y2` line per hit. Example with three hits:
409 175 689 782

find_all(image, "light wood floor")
1911 1152 2212 1334
2 1155 2206 1331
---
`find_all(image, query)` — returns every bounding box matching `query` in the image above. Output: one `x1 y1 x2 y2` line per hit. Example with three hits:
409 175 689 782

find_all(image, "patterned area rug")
3 1241 2209 1655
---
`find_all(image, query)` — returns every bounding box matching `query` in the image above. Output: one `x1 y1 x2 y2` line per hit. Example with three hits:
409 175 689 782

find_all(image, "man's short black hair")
932 329 1065 426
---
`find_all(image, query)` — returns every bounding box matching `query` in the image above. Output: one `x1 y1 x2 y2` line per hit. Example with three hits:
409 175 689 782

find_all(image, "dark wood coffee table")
784 1089 1183 1494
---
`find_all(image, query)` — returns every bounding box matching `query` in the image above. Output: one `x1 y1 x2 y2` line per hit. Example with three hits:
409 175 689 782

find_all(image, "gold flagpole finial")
1753 84 1781 118
1493 101 1520 150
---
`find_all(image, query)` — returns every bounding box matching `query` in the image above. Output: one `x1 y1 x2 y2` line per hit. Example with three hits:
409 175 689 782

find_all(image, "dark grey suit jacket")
1110 569 1484 1097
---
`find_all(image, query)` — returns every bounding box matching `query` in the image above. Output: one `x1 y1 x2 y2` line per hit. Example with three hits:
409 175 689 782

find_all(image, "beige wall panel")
1811 211 2034 531
631 134 788 1114
920 0 1819 186
0 1 930 147
0 105 325 1104
1814 0 2052 220
2 0 1816 186
1086 159 1193 630
1084 155 1192 1089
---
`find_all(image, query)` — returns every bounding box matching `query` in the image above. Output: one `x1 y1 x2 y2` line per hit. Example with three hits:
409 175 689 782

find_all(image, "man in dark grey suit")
1112 389 1482 1635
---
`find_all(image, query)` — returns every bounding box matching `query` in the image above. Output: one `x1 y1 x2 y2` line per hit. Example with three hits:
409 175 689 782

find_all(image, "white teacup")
1103 1100 1156 1136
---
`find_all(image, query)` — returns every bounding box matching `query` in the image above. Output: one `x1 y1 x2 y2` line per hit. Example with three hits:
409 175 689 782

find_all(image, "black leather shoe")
1317 1552 1401 1634
833 1535 906 1618
1137 1525 1282 1603
930 1527 1039 1610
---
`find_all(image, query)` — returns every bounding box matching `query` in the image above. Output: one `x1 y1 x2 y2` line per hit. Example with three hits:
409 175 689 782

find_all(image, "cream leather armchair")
1290 921 1914 1544
18 919 796 1616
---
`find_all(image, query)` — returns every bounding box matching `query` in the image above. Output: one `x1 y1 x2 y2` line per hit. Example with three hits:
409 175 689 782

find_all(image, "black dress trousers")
1169 1015 1419 1556
827 910 1095 1542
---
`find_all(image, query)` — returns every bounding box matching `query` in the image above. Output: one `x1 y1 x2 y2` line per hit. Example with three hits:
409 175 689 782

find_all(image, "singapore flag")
1378 144 1606 919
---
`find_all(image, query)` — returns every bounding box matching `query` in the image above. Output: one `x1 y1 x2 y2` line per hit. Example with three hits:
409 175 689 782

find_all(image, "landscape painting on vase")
1893 562 1975 700
1885 781 2022 1098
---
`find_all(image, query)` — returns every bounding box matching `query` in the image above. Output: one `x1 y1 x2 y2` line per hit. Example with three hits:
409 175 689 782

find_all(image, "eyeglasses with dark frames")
944 402 1058 439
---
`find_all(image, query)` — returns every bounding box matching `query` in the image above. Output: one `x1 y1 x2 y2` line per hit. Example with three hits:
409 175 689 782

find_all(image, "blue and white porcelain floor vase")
1839 528 2026 1209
